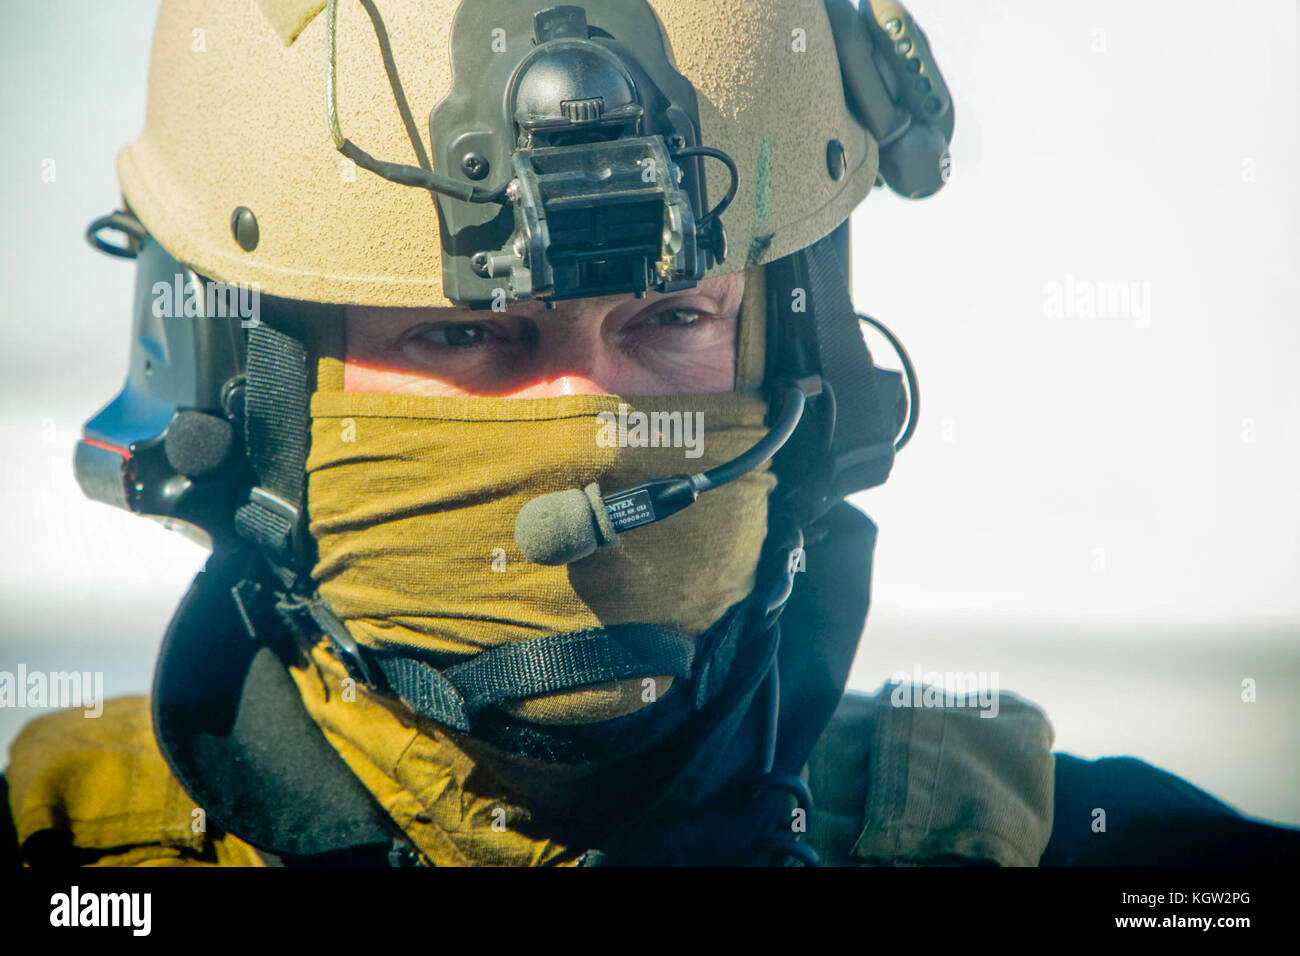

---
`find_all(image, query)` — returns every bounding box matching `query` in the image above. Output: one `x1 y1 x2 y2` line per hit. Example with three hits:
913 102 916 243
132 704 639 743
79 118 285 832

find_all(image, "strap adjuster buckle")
248 485 301 533
241 485 309 569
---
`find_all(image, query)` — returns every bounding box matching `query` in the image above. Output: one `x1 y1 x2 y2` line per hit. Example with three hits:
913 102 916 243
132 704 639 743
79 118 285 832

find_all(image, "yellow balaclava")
286 267 774 864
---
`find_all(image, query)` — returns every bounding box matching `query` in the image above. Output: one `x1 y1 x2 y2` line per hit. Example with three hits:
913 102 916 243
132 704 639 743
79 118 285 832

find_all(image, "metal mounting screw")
230 206 259 252
461 152 489 180
826 139 847 181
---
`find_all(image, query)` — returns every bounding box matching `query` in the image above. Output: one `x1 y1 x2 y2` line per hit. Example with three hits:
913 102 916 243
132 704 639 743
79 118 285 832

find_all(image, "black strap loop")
86 209 147 259
234 318 315 584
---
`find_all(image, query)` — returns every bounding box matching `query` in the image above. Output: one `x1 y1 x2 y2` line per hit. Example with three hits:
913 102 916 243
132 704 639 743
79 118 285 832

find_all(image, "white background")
1 1 1297 826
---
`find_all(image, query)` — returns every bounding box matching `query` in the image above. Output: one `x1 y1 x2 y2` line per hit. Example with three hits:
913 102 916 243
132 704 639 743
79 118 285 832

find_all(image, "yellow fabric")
308 390 773 646
288 639 581 866
5 697 265 867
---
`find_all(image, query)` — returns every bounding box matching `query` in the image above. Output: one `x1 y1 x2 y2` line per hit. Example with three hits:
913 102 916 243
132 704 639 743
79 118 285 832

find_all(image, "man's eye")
647 308 702 327
421 323 488 347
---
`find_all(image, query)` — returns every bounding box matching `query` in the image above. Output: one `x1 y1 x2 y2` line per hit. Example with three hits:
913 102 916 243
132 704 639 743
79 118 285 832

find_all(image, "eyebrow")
348 286 734 331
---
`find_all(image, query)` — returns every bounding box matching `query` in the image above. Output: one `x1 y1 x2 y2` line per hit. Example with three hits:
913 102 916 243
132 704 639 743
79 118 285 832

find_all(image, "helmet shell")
118 0 878 307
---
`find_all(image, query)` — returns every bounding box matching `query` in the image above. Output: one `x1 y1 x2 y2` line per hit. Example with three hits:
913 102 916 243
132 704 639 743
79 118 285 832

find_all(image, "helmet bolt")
230 206 259 252
461 152 490 180
826 140 847 181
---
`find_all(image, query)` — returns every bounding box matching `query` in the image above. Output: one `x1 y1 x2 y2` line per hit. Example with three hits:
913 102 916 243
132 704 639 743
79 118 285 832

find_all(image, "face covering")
306 384 774 708
285 267 774 863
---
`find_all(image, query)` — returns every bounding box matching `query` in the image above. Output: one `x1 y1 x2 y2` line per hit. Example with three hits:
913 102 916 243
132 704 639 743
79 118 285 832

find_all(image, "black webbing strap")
234 319 314 585
383 625 694 732
271 590 752 734
442 625 694 710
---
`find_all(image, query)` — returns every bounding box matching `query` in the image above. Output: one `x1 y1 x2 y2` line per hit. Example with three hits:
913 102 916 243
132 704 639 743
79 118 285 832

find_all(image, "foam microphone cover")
515 486 606 566
164 410 236 478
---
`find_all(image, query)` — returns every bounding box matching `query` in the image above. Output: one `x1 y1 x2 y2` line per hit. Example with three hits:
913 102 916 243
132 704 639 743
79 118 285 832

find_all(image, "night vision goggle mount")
328 0 734 308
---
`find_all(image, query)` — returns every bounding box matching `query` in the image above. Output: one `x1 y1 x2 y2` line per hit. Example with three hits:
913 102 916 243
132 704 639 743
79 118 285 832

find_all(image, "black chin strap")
264 586 747 736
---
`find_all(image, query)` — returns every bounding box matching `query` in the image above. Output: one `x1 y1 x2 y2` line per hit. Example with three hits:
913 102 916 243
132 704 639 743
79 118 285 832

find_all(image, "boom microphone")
513 382 813 566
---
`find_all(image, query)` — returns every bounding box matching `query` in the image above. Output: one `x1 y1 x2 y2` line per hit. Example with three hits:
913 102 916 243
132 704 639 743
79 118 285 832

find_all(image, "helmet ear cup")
76 228 254 545
764 227 909 524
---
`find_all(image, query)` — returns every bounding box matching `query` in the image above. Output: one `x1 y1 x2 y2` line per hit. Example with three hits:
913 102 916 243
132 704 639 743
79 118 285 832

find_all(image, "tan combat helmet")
111 0 949 309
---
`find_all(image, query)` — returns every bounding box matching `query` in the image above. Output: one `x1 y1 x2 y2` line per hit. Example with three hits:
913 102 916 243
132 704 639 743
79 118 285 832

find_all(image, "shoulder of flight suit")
803 685 1057 866
4 695 263 867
